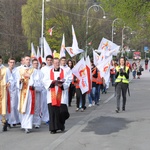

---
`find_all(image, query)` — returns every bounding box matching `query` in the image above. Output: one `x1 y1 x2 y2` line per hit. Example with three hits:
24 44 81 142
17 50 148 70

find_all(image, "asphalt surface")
1 63 150 150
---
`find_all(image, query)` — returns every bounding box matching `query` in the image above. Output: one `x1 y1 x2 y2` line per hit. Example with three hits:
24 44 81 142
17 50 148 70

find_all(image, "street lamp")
121 26 133 56
40 0 50 57
112 18 124 42
85 4 106 57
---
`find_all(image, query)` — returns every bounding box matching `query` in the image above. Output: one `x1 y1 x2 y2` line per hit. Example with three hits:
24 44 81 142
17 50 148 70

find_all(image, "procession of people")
0 50 146 134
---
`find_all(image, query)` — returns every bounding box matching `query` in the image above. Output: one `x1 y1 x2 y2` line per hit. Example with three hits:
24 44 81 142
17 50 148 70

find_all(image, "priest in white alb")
43 58 71 134
32 59 44 128
7 58 20 127
0 56 12 131
60 57 73 106
41 55 53 123
16 55 36 133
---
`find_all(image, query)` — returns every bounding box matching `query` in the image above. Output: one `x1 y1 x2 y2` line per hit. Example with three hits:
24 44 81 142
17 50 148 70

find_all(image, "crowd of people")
0 54 146 134
131 59 146 79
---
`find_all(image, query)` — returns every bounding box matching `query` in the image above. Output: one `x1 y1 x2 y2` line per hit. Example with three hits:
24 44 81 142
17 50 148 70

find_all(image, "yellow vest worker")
115 57 129 113
115 66 129 84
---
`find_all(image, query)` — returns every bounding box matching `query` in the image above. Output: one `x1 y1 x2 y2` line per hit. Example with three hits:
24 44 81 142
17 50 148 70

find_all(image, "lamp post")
85 4 106 57
40 0 50 58
112 18 124 42
121 26 132 56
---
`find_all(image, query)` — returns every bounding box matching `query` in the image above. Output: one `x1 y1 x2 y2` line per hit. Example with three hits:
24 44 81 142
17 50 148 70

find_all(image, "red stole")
7 88 11 114
30 86 35 114
50 69 64 106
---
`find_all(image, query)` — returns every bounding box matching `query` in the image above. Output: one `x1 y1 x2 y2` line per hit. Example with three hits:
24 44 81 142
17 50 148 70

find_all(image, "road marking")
103 94 115 104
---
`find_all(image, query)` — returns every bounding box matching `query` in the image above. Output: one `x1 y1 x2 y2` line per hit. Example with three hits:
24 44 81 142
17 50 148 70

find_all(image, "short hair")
21 56 24 60
32 58 38 63
42 62 46 65
46 55 53 60
8 57 15 62
53 57 60 62
90 60 93 64
0 55 2 59
60 57 66 60
24 55 30 59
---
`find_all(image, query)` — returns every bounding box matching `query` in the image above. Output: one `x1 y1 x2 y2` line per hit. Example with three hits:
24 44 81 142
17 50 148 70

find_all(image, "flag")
97 37 120 56
108 46 120 56
43 37 52 59
93 51 101 66
86 56 92 93
72 57 89 94
93 50 106 66
65 25 84 57
48 26 54 36
99 52 106 62
65 47 83 57
97 55 112 82
37 47 42 64
31 43 37 59
72 25 79 50
59 34 66 58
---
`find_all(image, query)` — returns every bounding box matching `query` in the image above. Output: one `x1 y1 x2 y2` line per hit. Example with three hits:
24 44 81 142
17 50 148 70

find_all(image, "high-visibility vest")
96 72 103 84
92 68 97 83
115 66 129 84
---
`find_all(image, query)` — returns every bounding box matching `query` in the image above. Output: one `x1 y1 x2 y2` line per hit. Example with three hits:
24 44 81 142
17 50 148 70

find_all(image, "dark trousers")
68 84 75 106
76 88 86 109
110 74 116 86
48 103 62 131
116 82 128 109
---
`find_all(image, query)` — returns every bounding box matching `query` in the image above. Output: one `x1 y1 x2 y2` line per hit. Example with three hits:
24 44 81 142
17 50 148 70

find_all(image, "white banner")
72 57 89 94
97 37 120 56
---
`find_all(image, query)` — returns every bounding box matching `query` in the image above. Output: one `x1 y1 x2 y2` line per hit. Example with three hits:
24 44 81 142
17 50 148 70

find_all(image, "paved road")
1 64 150 150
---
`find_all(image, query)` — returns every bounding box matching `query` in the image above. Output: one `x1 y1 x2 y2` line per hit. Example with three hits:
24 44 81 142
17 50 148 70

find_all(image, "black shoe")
61 125 65 132
3 121 8 131
50 130 56 134
96 103 99 106
84 106 86 110
122 107 125 111
8 123 11 128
